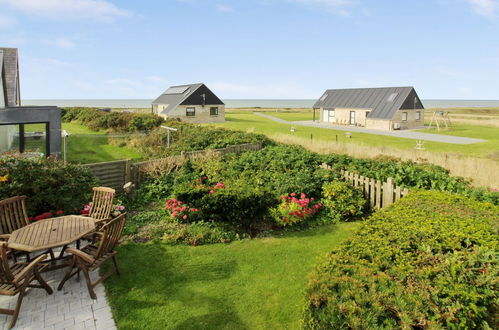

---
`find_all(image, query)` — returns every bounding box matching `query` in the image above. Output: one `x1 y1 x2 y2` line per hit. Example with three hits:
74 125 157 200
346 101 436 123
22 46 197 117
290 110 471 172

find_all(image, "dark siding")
399 89 424 110
180 85 224 106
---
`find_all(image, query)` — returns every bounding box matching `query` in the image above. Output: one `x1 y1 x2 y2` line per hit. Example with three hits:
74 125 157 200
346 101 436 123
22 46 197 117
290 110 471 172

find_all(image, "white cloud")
0 0 131 22
0 14 16 28
288 0 358 16
42 37 76 49
147 76 168 84
216 4 234 12
464 0 498 17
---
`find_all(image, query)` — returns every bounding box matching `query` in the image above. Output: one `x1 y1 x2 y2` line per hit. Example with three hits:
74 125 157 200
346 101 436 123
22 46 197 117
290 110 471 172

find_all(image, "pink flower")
183 215 188 220
209 190 214 194
56 210 63 215
300 193 306 199
290 193 296 197
118 205 125 211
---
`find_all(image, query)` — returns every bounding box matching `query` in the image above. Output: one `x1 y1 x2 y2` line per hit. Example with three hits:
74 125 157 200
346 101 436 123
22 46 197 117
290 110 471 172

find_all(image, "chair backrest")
88 187 116 220
0 243 14 284
95 213 127 260
0 196 29 235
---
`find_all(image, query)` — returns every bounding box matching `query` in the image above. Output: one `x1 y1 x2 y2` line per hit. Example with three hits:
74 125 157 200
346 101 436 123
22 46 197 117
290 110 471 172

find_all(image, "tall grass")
270 134 499 188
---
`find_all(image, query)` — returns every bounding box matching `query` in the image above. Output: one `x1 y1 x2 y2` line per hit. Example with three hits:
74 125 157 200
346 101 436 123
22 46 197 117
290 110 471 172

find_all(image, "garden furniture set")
0 187 126 329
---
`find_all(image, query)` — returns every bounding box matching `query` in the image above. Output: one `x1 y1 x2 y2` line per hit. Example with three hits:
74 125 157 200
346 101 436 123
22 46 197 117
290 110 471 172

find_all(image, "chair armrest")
13 254 48 285
66 247 95 264
0 234 11 240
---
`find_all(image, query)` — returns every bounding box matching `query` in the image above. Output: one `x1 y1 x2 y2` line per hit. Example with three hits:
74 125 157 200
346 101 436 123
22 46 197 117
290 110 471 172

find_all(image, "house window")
210 107 219 116
186 107 195 117
416 111 421 121
402 112 408 121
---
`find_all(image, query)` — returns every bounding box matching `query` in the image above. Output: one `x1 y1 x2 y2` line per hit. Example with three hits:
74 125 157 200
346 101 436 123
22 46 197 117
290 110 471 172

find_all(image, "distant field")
214 112 498 158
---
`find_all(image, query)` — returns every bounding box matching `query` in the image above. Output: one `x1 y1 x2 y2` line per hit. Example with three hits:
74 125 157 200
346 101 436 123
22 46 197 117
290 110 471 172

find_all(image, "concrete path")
254 112 485 145
0 268 116 330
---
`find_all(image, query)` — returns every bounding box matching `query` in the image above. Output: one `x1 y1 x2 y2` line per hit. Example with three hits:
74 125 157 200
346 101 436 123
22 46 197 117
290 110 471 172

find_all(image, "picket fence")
83 143 263 190
320 164 409 209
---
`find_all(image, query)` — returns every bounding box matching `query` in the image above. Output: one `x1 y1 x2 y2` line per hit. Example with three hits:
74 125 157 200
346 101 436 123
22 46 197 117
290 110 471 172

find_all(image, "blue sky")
0 0 498 99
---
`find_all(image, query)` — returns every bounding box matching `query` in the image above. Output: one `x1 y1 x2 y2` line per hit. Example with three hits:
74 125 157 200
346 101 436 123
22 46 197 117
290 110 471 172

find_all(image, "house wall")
319 107 424 131
158 104 226 123
392 109 425 130
319 107 371 126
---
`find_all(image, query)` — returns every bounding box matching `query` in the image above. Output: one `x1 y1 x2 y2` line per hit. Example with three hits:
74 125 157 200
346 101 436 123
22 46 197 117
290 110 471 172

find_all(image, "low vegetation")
0 153 96 216
304 190 499 329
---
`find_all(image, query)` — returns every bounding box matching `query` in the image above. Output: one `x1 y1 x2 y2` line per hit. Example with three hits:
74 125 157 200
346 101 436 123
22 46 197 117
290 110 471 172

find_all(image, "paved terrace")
254 112 485 145
0 268 116 330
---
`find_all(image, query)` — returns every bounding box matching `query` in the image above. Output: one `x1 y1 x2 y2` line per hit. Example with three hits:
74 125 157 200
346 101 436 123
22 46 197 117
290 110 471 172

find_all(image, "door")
350 111 356 125
323 110 329 122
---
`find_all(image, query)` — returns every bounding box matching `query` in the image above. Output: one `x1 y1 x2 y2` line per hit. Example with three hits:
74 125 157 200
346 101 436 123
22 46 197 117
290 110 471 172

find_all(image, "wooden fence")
84 159 130 191
320 163 409 209
83 143 263 190
340 170 409 209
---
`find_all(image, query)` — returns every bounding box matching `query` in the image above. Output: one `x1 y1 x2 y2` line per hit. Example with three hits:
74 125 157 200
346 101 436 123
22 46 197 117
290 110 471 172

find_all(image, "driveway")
254 113 485 145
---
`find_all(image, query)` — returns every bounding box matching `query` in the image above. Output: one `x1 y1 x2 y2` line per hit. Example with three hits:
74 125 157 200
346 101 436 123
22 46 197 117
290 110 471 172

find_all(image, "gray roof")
151 83 204 114
313 87 417 120
0 48 20 107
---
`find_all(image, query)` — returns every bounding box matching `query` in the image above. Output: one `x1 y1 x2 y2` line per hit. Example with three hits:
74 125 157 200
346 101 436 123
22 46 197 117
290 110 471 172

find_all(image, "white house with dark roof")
313 87 425 130
152 83 225 123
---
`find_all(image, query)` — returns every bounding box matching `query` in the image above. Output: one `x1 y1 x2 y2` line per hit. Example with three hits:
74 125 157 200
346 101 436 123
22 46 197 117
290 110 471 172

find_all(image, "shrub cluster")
0 154 97 216
129 121 273 159
321 181 367 222
303 190 499 329
173 179 276 231
271 193 322 226
62 107 164 132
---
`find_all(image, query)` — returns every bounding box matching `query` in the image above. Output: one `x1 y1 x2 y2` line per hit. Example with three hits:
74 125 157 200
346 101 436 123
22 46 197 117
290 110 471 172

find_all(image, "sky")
0 0 498 100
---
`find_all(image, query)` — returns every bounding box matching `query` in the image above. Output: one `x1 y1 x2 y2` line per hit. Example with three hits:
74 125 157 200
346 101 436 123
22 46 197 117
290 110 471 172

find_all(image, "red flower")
290 193 296 197
56 210 64 215
183 215 188 220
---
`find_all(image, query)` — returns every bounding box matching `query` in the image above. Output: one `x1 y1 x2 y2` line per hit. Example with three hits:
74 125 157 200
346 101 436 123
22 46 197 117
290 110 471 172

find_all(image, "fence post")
369 178 375 208
124 159 131 184
375 180 382 209
383 178 394 208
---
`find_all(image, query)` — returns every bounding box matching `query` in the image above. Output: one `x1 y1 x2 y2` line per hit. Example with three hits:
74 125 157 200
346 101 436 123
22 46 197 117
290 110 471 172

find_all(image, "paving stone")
0 267 116 330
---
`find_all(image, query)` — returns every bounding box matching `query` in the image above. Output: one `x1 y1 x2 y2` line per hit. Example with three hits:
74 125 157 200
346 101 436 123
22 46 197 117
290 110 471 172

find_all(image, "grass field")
19 122 142 164
105 222 359 330
214 112 499 158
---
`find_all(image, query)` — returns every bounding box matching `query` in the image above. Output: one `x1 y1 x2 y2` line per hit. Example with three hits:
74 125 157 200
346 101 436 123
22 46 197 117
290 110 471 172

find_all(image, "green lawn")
20 122 142 163
105 222 359 330
210 113 498 157
256 111 314 121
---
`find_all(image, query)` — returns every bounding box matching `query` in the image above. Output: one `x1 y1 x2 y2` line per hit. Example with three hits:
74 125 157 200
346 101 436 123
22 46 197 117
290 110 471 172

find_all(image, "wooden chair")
0 196 29 240
0 243 53 329
88 187 116 222
58 213 127 299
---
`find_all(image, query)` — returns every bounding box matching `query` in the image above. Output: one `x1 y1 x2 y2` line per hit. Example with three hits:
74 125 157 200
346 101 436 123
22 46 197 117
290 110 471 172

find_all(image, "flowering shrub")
0 153 96 216
29 209 64 221
173 180 276 230
164 198 199 222
321 181 367 222
80 202 125 217
271 193 322 226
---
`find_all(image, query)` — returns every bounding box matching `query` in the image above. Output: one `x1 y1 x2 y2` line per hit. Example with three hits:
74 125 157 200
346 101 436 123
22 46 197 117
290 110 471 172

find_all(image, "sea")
21 99 499 109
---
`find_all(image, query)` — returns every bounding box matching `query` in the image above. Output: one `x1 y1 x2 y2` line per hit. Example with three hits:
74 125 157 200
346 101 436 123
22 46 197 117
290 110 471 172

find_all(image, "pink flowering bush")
164 198 200 222
271 193 322 226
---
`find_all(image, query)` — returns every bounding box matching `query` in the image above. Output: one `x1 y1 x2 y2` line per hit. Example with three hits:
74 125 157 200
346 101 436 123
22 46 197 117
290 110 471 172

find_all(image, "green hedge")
303 191 499 329
62 107 164 132
0 154 97 216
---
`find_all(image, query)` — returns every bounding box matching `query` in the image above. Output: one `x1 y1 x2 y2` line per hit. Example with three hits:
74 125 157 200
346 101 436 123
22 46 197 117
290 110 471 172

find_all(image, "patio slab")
0 267 116 330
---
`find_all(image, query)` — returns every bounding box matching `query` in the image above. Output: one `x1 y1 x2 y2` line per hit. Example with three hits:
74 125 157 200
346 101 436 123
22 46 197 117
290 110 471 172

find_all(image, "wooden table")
8 215 95 253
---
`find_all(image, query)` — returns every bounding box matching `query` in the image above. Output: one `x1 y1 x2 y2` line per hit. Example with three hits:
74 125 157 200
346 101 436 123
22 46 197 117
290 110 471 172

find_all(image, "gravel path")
254 112 485 145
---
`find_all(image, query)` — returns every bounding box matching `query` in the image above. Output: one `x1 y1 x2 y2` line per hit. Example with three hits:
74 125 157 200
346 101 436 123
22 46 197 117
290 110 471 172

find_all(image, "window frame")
415 111 421 121
186 107 196 117
210 107 219 116
401 112 408 122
